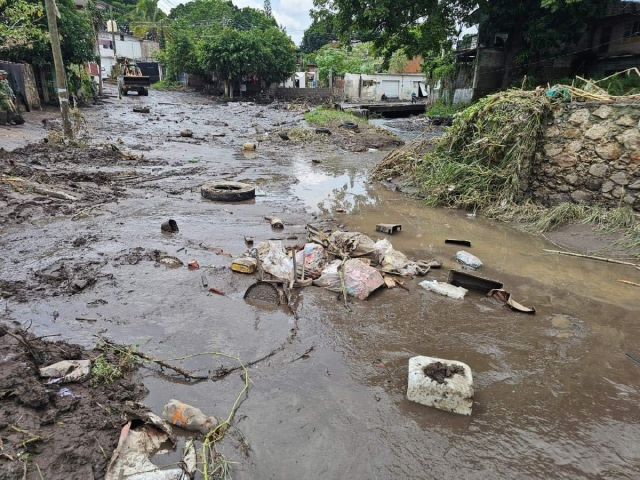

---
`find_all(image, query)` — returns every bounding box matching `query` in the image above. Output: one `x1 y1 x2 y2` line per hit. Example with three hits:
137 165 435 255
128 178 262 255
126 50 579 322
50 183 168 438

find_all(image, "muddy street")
2 90 640 479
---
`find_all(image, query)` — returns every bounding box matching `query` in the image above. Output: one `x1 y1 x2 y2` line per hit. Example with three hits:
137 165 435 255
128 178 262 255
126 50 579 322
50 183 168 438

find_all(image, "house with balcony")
591 1 640 77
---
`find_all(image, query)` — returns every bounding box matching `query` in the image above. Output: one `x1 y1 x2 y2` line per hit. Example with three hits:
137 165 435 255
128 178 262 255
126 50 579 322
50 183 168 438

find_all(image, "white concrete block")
407 356 474 415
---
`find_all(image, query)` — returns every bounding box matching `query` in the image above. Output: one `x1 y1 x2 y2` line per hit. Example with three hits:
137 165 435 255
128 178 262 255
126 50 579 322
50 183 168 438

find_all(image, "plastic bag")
329 231 376 257
314 259 384 300
375 239 428 276
256 241 292 280
295 243 327 279
420 280 467 299
456 251 483 270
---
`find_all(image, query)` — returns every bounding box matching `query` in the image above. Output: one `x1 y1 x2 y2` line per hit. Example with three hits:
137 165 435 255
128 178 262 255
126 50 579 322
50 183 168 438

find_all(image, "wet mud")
1 90 640 479
0 324 148 480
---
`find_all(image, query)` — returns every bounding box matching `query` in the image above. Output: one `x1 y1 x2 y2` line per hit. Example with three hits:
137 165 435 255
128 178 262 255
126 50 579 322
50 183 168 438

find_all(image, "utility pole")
44 0 73 138
109 6 117 57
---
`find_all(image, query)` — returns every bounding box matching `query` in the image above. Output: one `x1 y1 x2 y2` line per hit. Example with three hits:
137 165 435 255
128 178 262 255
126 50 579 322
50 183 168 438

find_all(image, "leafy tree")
263 0 271 18
314 42 383 85
300 16 337 53
2 0 95 66
0 0 47 52
130 0 166 41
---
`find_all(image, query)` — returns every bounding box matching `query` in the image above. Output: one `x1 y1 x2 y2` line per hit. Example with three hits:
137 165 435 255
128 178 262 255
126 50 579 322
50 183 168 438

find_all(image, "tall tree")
263 0 271 18
130 0 166 41
0 0 47 52
300 15 337 53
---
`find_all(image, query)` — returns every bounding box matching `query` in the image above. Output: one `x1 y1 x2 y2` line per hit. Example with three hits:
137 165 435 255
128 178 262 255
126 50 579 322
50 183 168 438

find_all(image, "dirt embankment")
0 324 148 480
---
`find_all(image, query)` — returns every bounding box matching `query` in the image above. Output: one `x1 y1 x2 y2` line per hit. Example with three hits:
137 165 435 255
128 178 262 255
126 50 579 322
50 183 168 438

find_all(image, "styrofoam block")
419 280 467 299
407 356 474 415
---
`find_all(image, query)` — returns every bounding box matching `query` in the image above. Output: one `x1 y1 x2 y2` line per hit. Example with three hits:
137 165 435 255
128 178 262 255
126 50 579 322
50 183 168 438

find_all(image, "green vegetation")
414 90 549 209
314 42 383 86
150 79 183 90
426 100 470 117
304 107 366 126
90 344 140 387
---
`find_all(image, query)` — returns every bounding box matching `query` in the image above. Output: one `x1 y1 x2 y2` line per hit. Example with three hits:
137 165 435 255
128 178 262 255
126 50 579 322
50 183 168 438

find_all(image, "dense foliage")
1 0 95 66
159 0 295 94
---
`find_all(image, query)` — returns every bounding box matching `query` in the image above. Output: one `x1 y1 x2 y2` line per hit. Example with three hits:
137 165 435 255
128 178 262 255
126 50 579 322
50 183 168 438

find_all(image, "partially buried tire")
201 181 256 201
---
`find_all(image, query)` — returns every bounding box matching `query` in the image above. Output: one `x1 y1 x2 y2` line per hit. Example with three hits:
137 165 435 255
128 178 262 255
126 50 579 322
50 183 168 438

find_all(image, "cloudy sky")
158 0 314 46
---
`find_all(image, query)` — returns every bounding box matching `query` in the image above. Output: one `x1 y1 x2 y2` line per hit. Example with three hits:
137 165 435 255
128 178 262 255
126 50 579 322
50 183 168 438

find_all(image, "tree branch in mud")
543 249 640 270
0 176 77 201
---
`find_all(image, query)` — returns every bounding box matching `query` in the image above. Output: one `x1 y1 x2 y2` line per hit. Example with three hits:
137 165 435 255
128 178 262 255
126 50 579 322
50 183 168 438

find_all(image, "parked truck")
117 59 150 98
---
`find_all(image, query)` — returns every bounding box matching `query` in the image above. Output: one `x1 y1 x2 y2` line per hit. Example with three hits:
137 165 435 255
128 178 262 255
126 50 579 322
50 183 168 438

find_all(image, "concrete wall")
594 13 640 59
274 88 333 103
343 73 428 102
97 32 159 78
530 103 640 211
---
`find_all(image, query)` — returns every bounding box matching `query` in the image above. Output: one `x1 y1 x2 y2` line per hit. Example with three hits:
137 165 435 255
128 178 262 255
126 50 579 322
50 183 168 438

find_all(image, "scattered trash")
163 399 218 434
487 289 536 314
156 256 183 268
211 131 226 137
311 159 322 163
39 359 91 384
245 236 254 245
75 317 97 322
340 121 358 130
419 280 468 299
315 127 332 135
160 219 179 233
105 414 196 480
208 287 225 296
448 270 503 293
295 243 328 279
336 208 346 213
187 259 199 269
201 181 256 201
456 251 483 270
58 387 78 398
314 259 384 300
384 276 396 289
269 217 284 229
376 223 402 235
445 239 471 247
375 239 430 276
180 129 193 137
278 131 290 141
423 259 443 269
232 257 258 274
244 281 281 305
407 356 473 416
201 274 208 288
329 231 376 257
132 106 150 114
243 142 257 150
256 241 292 280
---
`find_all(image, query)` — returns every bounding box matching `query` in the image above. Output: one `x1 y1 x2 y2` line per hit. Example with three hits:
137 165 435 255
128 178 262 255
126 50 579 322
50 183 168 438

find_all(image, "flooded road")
2 90 640 479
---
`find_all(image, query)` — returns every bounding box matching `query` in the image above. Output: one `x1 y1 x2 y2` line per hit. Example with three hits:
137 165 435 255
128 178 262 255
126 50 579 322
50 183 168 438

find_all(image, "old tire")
142 88 149 96
201 181 256 202
341 121 358 130
315 127 331 135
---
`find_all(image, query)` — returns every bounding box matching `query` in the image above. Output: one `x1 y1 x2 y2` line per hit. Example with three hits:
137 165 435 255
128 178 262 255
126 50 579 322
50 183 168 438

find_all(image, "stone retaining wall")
532 103 640 211
274 88 333 103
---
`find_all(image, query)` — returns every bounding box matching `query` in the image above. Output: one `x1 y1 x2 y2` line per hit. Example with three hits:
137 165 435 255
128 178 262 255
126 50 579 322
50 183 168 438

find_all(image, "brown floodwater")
2 90 639 479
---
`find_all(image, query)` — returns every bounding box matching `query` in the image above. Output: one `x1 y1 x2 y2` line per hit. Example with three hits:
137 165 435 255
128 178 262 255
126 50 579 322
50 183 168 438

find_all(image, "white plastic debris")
256 241 293 280
329 231 376 257
39 360 91 384
407 356 474 416
419 280 468 299
455 251 483 270
295 243 328 279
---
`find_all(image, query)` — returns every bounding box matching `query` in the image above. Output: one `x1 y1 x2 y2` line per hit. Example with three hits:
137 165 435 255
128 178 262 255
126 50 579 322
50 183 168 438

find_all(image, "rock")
552 153 577 168
544 126 560 138
623 194 636 205
588 164 609 178
601 180 615 193
628 180 640 190
617 129 640 150
631 151 640 163
566 140 583 154
407 356 473 416
615 114 636 127
610 171 629 185
595 143 621 160
569 109 590 126
557 185 570 193
562 128 582 139
570 190 593 203
612 186 625 198
584 124 609 141
455 251 483 270
211 132 226 137
544 167 556 177
565 173 579 186
544 144 563 157
549 193 571 205
180 129 193 137
592 105 612 119
584 178 603 191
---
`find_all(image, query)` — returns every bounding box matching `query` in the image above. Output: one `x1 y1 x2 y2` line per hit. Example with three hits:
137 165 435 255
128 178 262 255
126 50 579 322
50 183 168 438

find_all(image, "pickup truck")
117 62 150 98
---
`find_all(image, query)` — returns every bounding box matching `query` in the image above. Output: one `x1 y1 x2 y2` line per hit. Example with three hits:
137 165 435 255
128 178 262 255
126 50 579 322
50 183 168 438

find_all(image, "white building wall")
97 32 156 79
344 73 428 101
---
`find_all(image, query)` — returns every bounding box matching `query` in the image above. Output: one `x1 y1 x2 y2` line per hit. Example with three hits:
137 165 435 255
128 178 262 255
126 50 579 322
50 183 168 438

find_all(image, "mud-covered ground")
0 324 148 479
1 90 640 479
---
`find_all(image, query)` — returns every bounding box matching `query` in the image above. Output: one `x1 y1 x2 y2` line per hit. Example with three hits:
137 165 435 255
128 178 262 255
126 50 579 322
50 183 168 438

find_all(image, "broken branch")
543 249 640 269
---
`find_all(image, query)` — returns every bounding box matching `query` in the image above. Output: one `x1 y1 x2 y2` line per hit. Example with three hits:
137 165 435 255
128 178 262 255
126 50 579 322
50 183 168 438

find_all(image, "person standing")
0 70 25 125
